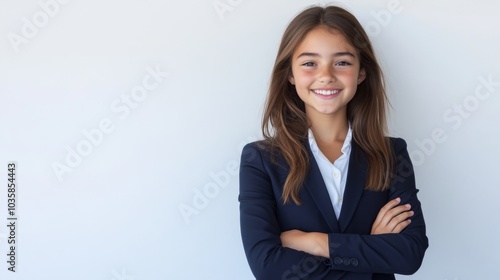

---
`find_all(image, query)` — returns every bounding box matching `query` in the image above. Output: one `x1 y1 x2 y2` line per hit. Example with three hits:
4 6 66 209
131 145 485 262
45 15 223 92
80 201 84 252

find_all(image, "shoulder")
241 139 287 169
242 139 280 155
242 140 269 155
241 140 274 164
240 140 290 183
388 137 408 154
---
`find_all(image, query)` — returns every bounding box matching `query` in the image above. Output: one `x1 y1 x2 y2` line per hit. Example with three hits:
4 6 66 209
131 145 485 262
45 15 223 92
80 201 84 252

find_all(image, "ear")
289 75 295 85
357 68 366 84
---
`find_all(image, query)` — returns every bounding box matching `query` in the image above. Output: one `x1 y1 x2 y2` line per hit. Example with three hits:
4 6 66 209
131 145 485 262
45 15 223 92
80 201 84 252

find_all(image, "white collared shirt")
308 126 352 219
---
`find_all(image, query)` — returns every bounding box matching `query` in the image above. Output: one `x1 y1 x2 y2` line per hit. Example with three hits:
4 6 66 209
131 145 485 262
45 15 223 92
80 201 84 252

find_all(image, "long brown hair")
262 5 394 204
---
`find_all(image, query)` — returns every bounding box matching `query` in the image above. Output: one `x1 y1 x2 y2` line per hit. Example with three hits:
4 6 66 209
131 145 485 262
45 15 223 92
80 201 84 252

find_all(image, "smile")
312 89 341 96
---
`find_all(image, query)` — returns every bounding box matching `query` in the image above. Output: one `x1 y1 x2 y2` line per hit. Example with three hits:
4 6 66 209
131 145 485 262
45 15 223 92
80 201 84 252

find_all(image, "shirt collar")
308 125 353 156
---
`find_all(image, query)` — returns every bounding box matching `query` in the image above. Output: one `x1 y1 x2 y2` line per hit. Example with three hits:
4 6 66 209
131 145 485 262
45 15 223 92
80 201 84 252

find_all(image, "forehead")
293 26 357 57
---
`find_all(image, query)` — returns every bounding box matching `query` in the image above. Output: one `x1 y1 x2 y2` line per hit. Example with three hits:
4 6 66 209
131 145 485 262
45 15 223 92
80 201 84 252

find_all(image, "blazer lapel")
338 140 368 232
303 143 341 233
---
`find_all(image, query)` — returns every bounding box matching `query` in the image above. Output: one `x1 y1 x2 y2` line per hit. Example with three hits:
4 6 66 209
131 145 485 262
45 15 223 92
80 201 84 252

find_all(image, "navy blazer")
239 138 428 280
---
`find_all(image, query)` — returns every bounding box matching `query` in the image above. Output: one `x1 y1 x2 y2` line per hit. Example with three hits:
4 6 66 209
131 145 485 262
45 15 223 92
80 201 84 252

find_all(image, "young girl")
239 5 428 280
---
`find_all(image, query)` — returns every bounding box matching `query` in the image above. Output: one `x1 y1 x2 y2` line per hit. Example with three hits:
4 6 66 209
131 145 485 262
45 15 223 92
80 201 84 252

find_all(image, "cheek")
294 70 315 85
336 71 359 83
340 74 362 91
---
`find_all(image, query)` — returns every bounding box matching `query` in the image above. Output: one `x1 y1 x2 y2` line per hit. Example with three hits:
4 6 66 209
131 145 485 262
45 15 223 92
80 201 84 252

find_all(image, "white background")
0 0 499 279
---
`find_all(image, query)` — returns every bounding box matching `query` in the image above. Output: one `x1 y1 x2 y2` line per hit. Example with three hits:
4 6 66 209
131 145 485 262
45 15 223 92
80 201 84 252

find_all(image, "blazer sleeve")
239 142 338 280
325 138 429 275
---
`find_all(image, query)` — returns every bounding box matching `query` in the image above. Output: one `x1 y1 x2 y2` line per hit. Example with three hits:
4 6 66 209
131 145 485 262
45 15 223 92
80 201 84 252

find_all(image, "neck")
307 110 349 144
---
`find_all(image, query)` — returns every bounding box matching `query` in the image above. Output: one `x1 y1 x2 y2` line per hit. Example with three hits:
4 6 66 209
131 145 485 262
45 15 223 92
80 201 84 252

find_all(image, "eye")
335 61 352 66
301 61 316 67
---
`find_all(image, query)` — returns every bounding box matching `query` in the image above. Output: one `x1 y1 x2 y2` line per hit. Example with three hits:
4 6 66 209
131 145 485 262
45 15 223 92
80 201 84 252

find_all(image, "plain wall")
0 0 499 279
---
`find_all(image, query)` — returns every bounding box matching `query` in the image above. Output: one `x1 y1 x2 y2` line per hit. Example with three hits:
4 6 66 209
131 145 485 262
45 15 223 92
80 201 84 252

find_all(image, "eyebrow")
296 52 355 59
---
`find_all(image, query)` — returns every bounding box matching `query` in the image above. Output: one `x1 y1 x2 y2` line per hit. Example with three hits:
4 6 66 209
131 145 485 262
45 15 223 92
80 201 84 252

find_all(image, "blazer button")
334 257 343 265
351 258 359 266
342 257 351 265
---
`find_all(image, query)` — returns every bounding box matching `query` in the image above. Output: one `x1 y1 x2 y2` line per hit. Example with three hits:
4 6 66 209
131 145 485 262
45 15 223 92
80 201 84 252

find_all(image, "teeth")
313 89 340 95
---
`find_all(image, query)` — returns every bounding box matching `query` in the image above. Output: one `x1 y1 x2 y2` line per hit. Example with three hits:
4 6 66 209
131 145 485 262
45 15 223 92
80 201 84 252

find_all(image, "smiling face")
289 26 366 121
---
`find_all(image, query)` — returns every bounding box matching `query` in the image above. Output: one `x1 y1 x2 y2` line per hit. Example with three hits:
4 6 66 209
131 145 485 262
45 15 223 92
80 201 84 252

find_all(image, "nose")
318 65 336 84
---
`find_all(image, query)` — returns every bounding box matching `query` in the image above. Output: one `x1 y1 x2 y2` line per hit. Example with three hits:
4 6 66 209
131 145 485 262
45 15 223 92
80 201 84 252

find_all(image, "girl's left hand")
371 197 414 235
280 230 329 258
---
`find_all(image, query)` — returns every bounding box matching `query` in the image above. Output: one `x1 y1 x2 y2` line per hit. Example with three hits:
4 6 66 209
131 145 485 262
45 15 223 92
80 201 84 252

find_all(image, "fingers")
392 215 412 233
382 204 413 233
386 209 414 233
371 197 414 234
372 197 402 229
382 203 411 227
